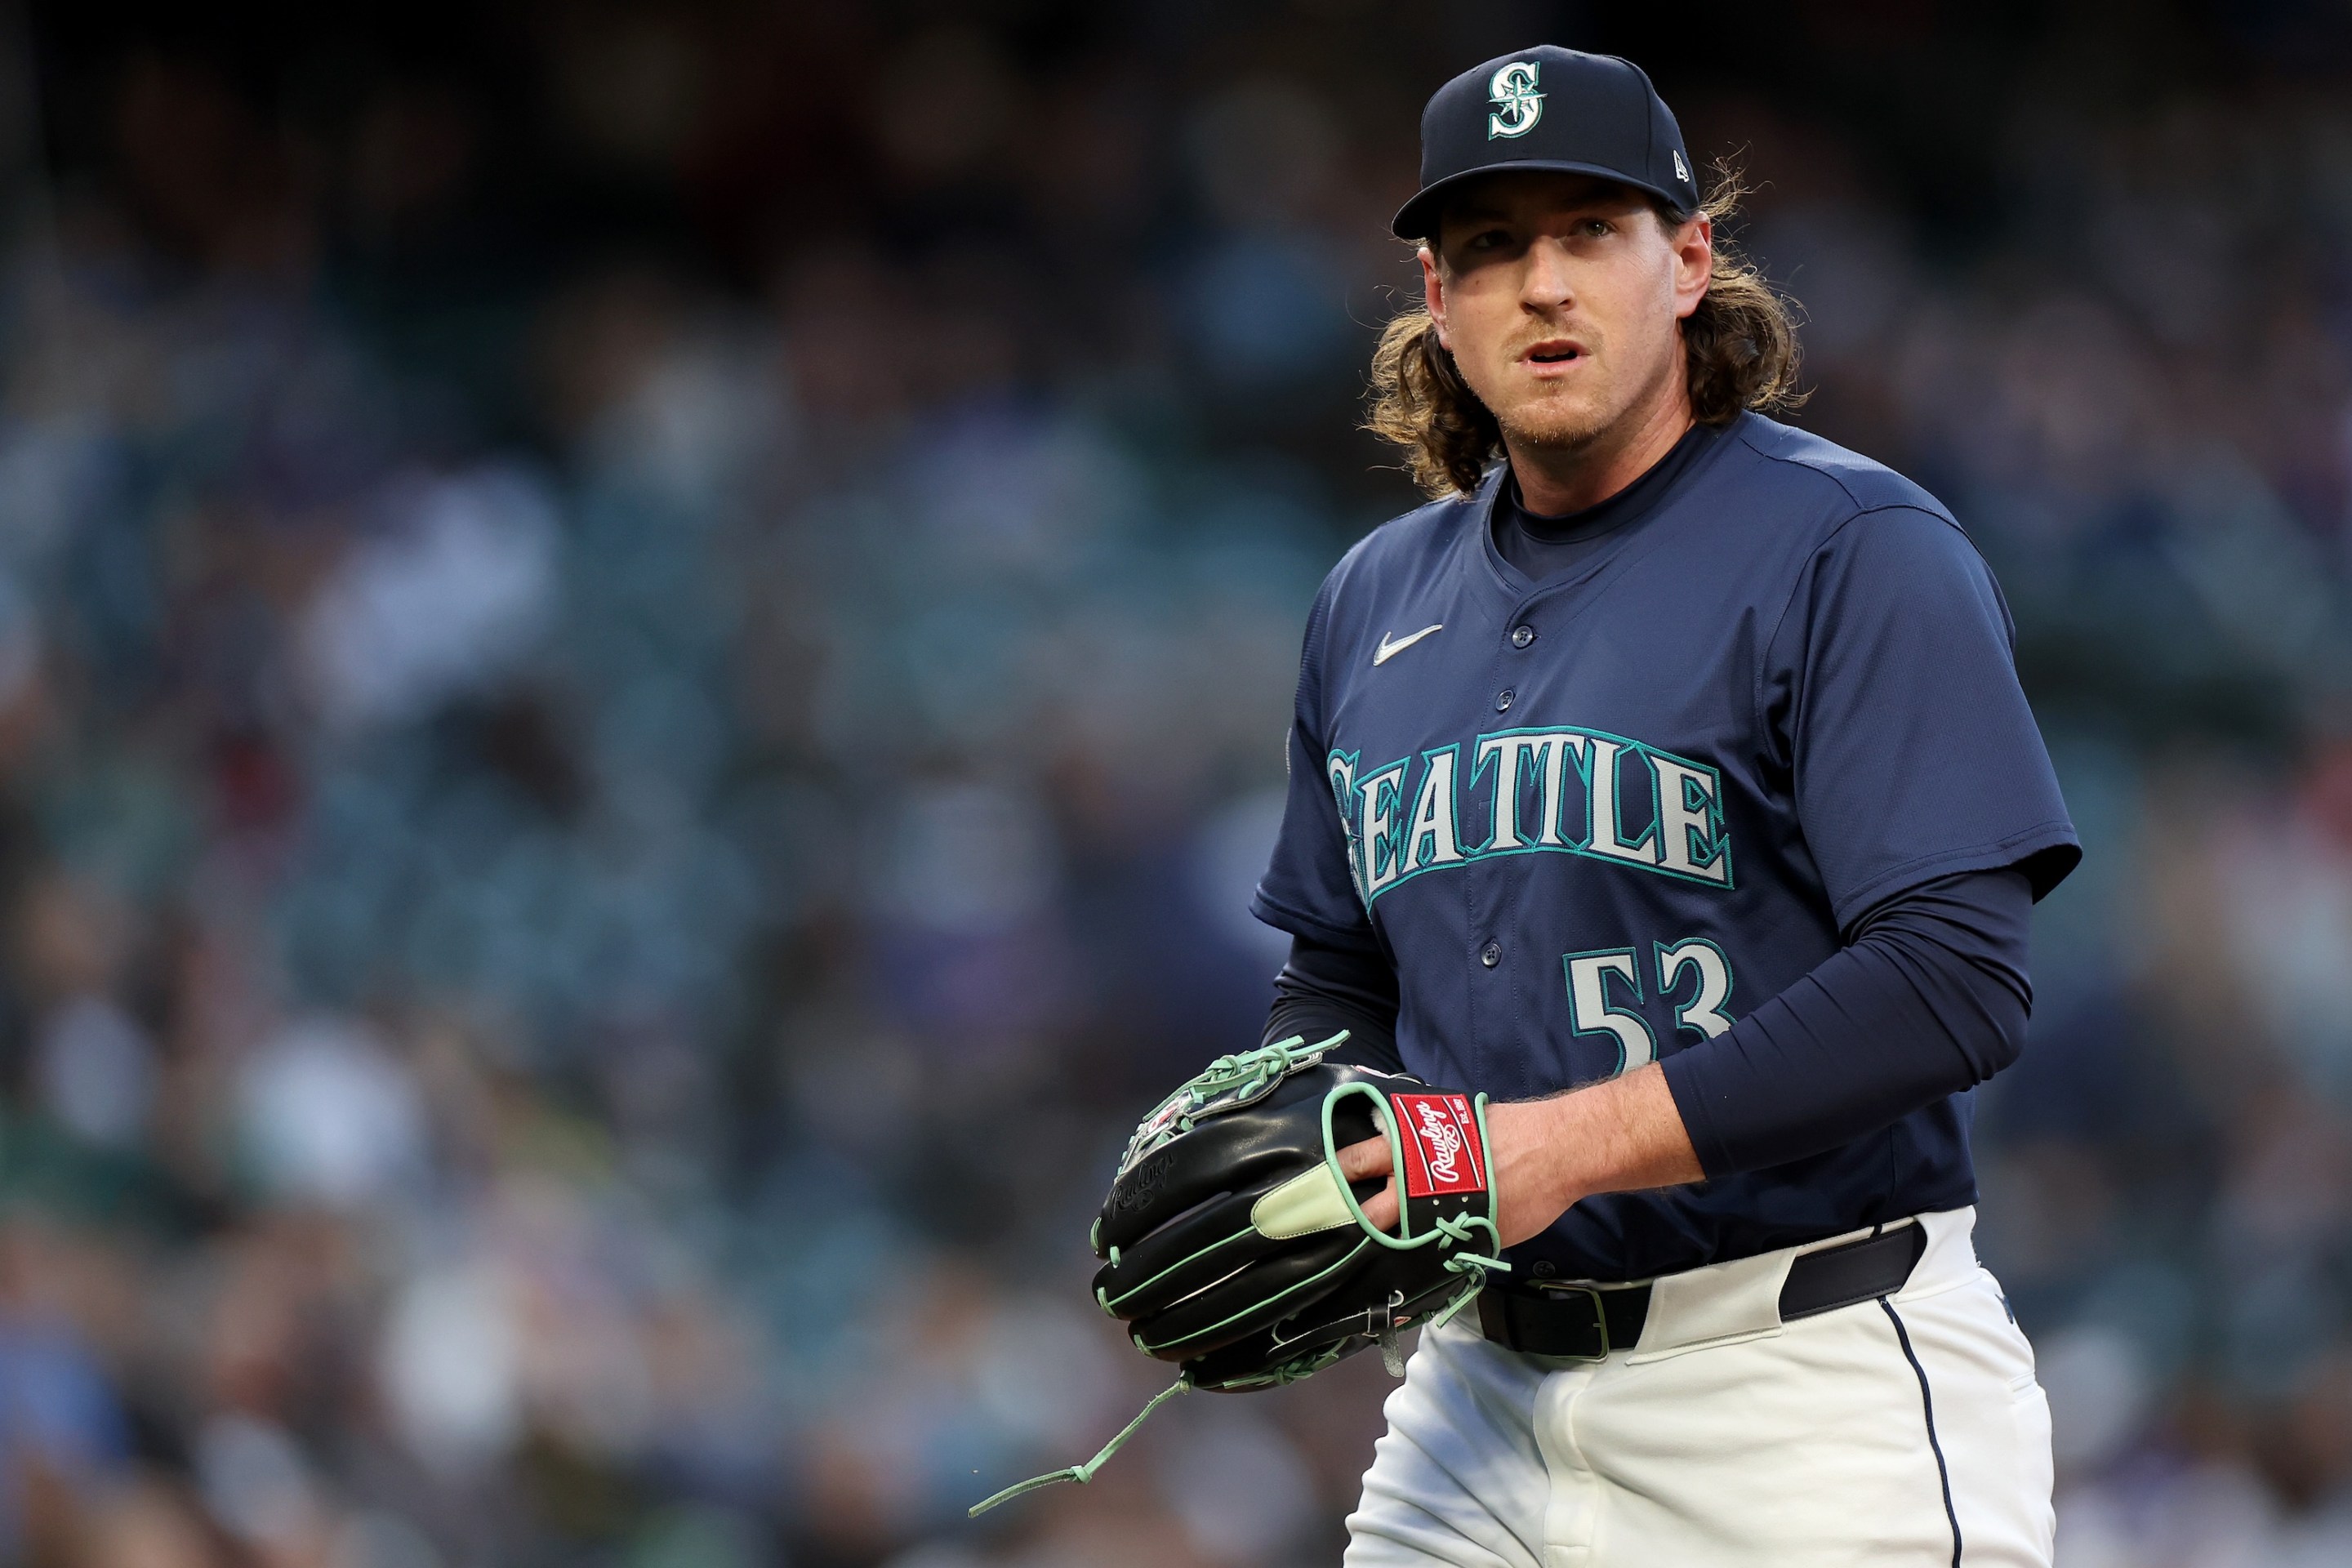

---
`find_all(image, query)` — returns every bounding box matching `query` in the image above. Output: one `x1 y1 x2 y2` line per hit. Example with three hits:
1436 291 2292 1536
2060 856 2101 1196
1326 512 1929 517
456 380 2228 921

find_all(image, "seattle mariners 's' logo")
1486 60 1544 140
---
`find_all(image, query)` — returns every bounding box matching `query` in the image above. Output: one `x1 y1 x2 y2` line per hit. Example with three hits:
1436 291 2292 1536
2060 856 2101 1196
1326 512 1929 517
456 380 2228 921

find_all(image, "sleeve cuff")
1249 886 1377 948
1660 1045 1739 1180
1829 821 2082 935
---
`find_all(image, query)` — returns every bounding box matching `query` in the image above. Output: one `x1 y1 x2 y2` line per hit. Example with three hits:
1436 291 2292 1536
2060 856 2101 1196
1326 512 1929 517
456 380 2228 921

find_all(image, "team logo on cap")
1486 60 1544 140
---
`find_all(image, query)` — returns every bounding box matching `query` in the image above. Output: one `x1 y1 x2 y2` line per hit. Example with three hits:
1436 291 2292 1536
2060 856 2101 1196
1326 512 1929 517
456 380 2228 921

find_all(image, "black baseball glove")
971 1033 1504 1515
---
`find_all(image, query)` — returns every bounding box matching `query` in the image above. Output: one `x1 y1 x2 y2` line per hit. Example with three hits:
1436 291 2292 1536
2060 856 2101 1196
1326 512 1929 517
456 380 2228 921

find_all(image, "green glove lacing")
1109 1031 1348 1179
968 1374 1193 1517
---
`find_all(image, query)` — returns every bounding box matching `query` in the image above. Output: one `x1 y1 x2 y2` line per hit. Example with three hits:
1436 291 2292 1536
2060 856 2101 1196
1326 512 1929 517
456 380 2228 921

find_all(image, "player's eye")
1582 217 1615 238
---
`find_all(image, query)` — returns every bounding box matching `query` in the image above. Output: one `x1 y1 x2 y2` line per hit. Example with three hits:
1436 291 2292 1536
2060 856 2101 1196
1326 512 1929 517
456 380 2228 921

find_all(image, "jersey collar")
1468 418 1743 612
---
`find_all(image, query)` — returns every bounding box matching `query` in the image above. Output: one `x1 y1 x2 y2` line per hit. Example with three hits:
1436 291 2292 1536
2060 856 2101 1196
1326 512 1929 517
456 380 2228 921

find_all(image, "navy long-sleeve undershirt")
1262 866 2034 1177
1265 928 1403 1072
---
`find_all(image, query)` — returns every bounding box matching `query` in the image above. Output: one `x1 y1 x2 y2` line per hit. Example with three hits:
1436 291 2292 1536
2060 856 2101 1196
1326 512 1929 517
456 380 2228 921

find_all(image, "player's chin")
1497 394 1613 452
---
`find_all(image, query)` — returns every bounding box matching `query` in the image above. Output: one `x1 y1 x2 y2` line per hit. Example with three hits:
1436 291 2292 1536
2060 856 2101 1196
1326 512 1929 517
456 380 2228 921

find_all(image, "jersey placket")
1428 528 1561 1102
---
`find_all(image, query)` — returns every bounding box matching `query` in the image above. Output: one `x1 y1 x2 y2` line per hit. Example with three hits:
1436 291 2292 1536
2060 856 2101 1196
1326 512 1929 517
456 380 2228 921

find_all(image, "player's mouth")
1520 338 1587 375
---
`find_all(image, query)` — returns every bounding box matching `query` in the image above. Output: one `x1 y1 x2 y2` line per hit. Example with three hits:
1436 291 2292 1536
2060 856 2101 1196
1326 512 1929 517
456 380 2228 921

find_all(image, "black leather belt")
1477 1224 1928 1359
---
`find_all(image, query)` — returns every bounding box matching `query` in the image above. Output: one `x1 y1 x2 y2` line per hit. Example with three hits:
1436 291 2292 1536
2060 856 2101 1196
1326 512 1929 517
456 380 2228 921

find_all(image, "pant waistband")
1470 1207 1980 1365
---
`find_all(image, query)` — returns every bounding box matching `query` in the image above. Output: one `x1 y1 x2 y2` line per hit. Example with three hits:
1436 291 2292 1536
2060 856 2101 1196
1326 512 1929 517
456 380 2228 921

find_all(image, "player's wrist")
1526 1065 1700 1212
1533 1088 1602 1209
1484 1095 1589 1245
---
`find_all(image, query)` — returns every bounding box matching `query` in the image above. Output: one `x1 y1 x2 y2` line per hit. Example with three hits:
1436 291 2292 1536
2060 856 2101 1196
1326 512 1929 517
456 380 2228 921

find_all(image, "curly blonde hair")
1365 167 1804 498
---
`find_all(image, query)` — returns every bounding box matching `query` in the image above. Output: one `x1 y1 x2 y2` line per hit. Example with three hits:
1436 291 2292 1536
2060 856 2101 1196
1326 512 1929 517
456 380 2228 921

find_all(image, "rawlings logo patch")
1390 1093 1485 1198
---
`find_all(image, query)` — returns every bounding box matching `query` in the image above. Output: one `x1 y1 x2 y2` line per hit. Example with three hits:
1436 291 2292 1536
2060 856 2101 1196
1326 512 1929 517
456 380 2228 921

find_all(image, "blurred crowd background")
0 1 2346 1564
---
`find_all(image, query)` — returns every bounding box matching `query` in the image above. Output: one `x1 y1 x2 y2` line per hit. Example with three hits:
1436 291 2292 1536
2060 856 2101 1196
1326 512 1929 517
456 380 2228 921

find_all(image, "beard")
1484 336 1679 462
1492 388 1618 455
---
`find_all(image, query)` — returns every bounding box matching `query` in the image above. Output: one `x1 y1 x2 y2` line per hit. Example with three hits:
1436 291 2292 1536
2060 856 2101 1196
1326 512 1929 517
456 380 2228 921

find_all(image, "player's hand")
1336 1097 1580 1249
1335 1066 1701 1250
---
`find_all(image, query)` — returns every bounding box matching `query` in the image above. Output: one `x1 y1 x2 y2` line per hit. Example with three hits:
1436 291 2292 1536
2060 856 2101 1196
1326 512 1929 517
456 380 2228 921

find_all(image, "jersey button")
1511 625 1535 648
1480 941 1502 968
1494 688 1513 712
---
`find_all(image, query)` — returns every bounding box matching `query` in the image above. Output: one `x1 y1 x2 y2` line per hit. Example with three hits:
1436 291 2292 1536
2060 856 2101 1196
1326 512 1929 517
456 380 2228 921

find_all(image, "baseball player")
1249 47 2079 1566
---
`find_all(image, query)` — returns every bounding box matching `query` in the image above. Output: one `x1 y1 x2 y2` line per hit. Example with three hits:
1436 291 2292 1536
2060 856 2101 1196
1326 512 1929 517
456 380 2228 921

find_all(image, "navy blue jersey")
1252 413 2078 1282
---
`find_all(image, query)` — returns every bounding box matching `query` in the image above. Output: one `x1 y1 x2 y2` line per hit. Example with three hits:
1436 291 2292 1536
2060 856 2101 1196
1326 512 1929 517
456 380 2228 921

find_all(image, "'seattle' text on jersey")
1330 725 1731 907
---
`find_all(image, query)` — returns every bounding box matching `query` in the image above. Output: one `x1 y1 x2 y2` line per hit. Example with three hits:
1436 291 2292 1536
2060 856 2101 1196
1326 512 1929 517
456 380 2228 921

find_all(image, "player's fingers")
1335 1136 1401 1232
1336 1135 1389 1182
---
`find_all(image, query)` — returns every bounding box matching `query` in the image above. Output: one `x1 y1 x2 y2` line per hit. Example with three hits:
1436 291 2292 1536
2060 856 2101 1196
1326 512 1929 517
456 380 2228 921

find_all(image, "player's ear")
1671 213 1712 321
1419 246 1450 348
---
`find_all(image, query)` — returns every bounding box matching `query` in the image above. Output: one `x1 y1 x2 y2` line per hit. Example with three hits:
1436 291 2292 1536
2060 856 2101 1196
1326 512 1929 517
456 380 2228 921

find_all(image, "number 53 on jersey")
1563 938 1735 1076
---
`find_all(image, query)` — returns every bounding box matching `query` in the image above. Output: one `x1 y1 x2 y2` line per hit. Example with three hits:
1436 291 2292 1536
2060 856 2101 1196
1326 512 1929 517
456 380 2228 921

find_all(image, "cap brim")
1391 161 1691 240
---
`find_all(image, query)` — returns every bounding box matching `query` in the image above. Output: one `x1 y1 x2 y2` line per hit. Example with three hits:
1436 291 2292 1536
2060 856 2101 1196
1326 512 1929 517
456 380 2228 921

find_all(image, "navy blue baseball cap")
1392 47 1700 239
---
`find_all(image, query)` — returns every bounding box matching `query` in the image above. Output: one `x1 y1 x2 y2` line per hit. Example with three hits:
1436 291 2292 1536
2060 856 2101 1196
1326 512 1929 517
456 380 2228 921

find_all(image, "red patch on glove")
1389 1092 1486 1198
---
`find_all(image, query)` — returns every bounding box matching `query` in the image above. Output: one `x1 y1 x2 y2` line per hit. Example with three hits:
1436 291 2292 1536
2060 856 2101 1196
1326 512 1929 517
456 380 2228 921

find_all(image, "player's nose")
1518 235 1575 310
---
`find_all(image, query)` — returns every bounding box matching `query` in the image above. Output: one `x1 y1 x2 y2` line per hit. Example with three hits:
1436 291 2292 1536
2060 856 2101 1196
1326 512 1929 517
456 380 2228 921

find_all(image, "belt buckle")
1528 1281 1611 1361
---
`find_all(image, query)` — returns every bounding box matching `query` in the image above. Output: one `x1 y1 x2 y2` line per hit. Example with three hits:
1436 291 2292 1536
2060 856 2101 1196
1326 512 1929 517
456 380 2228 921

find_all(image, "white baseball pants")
1345 1208 2053 1568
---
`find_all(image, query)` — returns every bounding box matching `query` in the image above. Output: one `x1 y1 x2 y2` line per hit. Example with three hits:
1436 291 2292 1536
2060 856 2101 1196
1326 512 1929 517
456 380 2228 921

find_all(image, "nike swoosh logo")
1373 624 1444 666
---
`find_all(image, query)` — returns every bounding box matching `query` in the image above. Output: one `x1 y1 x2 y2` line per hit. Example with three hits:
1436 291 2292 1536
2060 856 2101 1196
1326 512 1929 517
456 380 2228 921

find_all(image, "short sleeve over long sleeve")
1767 506 2078 931
1252 578 1380 948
